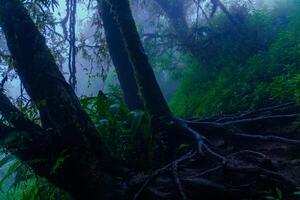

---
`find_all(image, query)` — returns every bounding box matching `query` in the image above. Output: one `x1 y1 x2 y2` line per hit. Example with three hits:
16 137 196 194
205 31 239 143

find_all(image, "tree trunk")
0 92 42 132
153 0 206 66
0 0 105 157
0 1 121 199
100 0 144 111
107 0 206 154
106 0 172 119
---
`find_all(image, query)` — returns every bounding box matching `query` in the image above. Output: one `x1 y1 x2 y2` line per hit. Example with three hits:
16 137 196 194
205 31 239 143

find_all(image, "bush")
170 0 300 117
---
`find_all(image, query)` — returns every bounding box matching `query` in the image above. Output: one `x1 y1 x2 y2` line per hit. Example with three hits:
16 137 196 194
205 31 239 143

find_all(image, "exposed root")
131 105 300 199
133 151 196 200
227 150 266 159
172 161 187 200
203 143 226 164
225 166 299 190
173 118 208 153
186 116 300 147
232 132 300 146
131 145 299 199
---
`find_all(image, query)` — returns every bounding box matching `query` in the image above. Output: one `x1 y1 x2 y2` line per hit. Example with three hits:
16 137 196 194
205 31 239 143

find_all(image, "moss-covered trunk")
100 0 144 111
0 1 121 199
107 0 172 119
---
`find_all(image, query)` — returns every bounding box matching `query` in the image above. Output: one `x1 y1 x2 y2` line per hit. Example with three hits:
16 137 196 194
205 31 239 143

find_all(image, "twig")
198 165 223 177
133 151 196 200
172 162 187 200
203 144 227 164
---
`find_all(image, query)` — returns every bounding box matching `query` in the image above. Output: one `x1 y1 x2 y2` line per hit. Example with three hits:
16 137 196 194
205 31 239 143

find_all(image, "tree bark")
0 0 105 154
100 0 144 110
106 0 172 119
107 0 206 153
0 92 42 132
0 1 121 199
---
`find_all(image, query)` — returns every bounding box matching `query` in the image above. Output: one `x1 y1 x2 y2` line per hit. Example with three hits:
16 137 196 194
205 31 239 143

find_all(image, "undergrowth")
170 0 300 117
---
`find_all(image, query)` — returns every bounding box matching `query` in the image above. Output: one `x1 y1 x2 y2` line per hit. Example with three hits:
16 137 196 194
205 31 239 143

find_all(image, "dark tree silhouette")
0 0 121 199
100 0 144 110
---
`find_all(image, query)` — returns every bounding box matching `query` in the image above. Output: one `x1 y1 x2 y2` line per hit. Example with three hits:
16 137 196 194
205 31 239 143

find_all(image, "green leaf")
179 143 190 150
264 196 276 200
275 187 282 199
7 160 21 175
51 156 65 175
109 104 121 114
4 132 20 144
0 155 15 169
0 160 21 190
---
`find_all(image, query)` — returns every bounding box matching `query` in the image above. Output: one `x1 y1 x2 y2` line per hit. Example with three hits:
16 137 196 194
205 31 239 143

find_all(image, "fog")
1 0 281 100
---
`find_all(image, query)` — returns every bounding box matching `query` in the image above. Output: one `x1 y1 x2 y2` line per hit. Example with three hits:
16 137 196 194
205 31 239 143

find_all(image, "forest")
0 0 299 199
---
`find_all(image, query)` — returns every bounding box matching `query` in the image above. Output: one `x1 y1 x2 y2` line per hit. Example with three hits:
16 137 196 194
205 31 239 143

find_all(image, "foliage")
0 153 70 200
80 90 154 169
265 187 283 200
294 187 300 196
170 0 300 117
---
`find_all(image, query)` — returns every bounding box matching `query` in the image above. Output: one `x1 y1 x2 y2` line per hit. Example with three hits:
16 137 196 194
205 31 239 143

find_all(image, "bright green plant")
0 152 70 200
170 0 300 117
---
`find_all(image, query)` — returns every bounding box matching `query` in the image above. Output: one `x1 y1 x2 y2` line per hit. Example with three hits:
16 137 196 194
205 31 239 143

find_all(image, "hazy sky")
6 1 98 98
5 0 277 98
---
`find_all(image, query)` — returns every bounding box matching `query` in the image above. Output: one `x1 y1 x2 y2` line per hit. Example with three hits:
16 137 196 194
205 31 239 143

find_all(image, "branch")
142 33 175 41
0 92 43 132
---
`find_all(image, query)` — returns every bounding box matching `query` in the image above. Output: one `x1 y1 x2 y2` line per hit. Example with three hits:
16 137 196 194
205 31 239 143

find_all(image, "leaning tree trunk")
106 0 172 118
107 0 206 153
0 1 121 199
100 0 144 111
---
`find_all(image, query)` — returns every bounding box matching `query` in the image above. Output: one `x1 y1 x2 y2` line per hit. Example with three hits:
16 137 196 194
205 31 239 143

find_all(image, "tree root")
225 166 298 189
131 106 300 199
172 160 187 200
231 132 300 146
131 145 299 199
133 151 197 200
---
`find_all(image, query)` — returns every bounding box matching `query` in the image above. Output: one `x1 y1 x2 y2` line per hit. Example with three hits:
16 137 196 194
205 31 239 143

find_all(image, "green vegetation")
170 0 300 117
0 91 153 199
294 187 300 196
0 0 299 199
80 90 154 168
0 153 70 200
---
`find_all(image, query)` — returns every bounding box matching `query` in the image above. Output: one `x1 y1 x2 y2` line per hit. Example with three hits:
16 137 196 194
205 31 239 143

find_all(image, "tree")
0 0 121 199
100 0 144 110
106 0 207 154
0 0 298 199
153 0 205 66
151 0 242 68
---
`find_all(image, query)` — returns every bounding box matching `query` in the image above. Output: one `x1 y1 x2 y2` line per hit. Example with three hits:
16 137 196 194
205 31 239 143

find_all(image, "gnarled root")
130 105 300 199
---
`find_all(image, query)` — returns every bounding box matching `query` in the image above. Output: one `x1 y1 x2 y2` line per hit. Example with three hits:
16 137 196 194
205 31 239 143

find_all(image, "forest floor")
130 103 300 200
